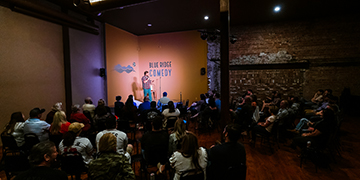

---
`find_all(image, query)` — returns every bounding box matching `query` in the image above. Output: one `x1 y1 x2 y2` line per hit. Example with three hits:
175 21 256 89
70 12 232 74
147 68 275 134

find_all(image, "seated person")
24 108 50 142
261 91 281 111
82 97 96 118
168 119 187 155
69 105 91 133
162 101 180 129
170 132 207 180
141 116 169 167
14 141 68 180
311 89 324 104
121 95 138 122
93 105 113 132
207 124 246 180
114 96 125 118
94 99 111 115
89 133 135 180
139 96 151 113
157 92 171 112
46 102 62 124
290 109 336 150
59 122 94 167
96 115 132 161
142 101 161 131
250 106 278 143
3 112 26 148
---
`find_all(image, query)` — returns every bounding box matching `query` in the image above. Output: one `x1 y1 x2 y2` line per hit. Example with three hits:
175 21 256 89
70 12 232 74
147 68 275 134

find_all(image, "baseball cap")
29 108 46 118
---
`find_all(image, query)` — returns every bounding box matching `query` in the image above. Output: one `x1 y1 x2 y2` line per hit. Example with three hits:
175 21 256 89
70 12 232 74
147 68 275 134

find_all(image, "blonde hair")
173 118 186 140
50 111 67 134
99 133 117 152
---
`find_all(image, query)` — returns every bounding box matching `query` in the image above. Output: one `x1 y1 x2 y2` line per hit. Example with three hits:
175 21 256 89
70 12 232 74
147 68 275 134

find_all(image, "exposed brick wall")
208 13 360 100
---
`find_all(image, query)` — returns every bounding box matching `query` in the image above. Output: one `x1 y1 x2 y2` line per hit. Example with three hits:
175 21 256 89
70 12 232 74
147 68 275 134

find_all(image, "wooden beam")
229 62 310 70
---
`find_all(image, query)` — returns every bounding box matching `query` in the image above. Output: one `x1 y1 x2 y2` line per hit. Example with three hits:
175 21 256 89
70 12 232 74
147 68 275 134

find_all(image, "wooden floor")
1 115 360 180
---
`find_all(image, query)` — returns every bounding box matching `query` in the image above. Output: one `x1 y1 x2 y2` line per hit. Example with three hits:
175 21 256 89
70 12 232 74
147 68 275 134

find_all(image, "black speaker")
200 68 206 75
100 68 106 77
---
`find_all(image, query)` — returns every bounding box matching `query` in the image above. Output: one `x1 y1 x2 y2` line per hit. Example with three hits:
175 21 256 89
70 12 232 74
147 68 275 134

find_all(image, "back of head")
168 101 175 113
99 133 117 153
51 111 66 134
71 104 80 113
116 96 121 101
96 105 108 116
225 124 241 142
52 102 62 111
98 99 106 106
200 94 206 101
180 132 201 170
4 112 24 134
29 141 55 166
150 101 157 108
163 92 167 97
125 95 134 107
152 116 163 130
85 97 92 104
174 119 186 140
29 108 45 118
105 115 117 129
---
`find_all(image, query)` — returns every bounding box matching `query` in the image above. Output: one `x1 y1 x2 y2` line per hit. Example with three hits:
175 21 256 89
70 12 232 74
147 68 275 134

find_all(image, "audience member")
50 111 70 147
207 123 246 180
251 106 278 143
70 104 91 133
114 95 125 118
141 116 169 167
169 119 187 155
142 101 161 131
157 92 171 112
139 96 151 113
82 97 96 118
95 99 111 115
214 93 221 111
96 115 132 161
162 101 180 128
170 132 207 180
3 112 26 148
24 108 50 142
59 122 94 167
89 133 135 180
311 89 324 104
14 141 68 180
45 102 62 124
121 95 138 122
261 91 281 111
93 105 114 132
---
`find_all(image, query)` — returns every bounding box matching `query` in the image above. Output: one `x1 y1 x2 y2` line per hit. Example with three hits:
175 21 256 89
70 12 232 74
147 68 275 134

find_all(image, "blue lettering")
149 70 152 77
168 69 172 76
162 69 164 76
157 70 161 76
169 61 171 67
165 69 168 76
149 62 153 68
155 62 159 68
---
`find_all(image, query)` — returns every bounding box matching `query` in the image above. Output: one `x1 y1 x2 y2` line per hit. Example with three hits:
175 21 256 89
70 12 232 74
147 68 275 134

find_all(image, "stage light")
204 16 209 20
148 23 152 27
274 6 281 13
230 35 237 44
200 32 208 40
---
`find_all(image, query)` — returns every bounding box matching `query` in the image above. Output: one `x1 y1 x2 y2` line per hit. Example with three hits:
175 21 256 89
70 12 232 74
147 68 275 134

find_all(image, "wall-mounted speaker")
200 68 206 75
100 68 106 77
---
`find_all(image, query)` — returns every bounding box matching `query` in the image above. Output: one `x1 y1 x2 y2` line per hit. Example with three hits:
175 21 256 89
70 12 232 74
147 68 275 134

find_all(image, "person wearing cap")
23 108 51 142
89 133 135 180
157 92 170 112
58 122 94 166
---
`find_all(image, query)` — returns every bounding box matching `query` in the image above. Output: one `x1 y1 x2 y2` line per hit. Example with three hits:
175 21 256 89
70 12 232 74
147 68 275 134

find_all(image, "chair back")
24 133 40 151
166 116 178 129
225 163 247 180
179 169 204 180
61 150 86 175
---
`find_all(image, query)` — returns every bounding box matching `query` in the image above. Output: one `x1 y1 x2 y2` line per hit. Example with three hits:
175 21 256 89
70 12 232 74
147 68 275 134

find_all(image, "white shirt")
162 108 180 118
59 136 94 165
12 122 25 147
170 147 207 180
96 129 131 161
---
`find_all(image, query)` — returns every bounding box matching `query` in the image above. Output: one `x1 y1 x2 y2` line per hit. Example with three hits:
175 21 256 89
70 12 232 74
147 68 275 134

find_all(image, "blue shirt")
139 101 151 113
215 99 221 111
23 118 50 142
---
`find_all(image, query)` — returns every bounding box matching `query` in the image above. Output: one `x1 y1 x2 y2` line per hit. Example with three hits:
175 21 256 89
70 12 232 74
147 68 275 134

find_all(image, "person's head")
168 101 175 113
215 93 220 99
96 105 108 116
174 119 186 140
325 89 333 95
98 99 106 106
116 96 122 101
152 116 163 131
51 111 67 134
144 71 149 76
85 97 93 104
200 94 206 101
98 133 117 153
105 115 117 129
68 122 84 135
29 108 45 119
247 89 253 95
52 102 62 112
4 112 25 134
180 132 201 170
63 122 84 147
280 100 288 109
150 101 157 109
71 104 81 113
317 89 324 95
126 95 134 105
268 106 279 115
144 96 150 102
28 141 57 166
163 92 167 97
224 123 241 142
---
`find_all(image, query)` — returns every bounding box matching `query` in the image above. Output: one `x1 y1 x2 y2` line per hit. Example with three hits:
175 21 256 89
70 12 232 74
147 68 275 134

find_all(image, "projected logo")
114 64 135 74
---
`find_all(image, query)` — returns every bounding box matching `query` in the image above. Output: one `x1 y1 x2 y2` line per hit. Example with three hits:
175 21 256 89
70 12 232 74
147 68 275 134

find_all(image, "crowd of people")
2 88 341 179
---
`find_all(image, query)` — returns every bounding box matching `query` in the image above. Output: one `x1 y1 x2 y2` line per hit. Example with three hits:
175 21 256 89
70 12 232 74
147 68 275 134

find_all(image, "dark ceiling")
3 0 360 36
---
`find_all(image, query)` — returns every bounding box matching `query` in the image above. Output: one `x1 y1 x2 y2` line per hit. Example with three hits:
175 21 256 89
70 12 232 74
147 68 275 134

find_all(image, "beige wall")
106 24 141 104
106 24 208 105
0 7 65 133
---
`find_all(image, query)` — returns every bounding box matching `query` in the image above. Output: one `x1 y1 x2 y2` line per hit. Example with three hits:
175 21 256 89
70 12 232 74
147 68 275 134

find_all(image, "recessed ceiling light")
274 6 281 12
204 16 209 20
147 23 152 27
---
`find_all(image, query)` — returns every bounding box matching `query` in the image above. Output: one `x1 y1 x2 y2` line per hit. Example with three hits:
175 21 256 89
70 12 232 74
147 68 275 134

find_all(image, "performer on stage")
141 71 152 102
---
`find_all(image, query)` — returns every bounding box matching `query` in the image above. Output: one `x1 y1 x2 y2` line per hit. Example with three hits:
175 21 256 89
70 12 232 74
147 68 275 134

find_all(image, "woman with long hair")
50 111 70 135
170 132 207 180
121 95 138 121
3 112 26 147
168 119 187 155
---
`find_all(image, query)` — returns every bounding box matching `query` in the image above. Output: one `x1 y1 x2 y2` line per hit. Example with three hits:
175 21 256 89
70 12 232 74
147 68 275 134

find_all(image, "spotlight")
147 23 152 27
274 6 281 13
204 16 209 20
200 32 208 40
230 35 237 44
